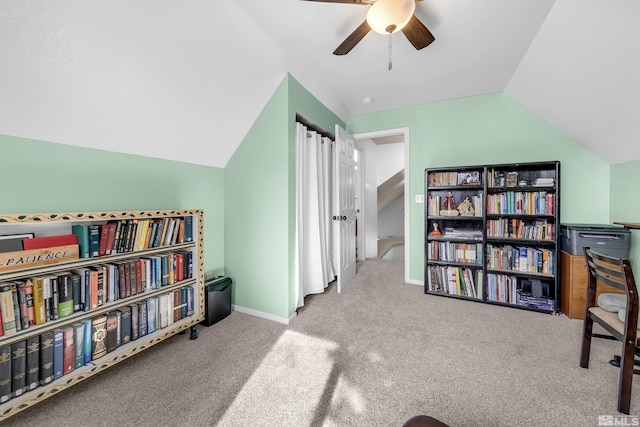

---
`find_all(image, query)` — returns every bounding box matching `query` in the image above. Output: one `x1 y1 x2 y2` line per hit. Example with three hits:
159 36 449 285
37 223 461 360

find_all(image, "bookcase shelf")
0 209 204 421
425 161 560 313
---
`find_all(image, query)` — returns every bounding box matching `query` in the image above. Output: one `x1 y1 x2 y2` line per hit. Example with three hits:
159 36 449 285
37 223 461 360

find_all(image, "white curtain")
295 122 335 309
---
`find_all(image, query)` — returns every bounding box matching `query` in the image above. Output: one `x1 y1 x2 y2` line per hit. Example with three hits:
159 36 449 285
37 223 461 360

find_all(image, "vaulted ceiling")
1 0 638 167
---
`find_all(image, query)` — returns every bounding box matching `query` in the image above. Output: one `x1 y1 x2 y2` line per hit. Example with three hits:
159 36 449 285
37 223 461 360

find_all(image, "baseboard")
407 279 423 286
232 305 297 325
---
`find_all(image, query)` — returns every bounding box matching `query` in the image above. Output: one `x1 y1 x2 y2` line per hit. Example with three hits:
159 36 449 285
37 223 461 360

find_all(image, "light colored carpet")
2 259 637 426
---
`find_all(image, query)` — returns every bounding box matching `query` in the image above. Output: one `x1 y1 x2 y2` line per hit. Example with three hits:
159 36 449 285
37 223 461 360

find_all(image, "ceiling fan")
302 0 435 56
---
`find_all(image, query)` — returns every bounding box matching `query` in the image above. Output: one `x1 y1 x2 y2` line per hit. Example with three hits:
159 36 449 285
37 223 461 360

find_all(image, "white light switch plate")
415 194 424 204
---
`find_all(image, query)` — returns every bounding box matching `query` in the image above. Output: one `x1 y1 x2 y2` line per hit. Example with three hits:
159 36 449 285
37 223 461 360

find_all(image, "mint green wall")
0 134 225 275
224 74 343 321
610 160 640 267
224 77 290 319
347 93 610 282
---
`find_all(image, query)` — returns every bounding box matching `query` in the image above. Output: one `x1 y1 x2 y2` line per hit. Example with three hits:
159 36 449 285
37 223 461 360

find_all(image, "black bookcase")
424 161 560 314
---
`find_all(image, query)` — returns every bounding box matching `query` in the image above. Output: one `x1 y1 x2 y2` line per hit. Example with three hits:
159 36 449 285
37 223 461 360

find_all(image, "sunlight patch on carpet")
217 330 340 426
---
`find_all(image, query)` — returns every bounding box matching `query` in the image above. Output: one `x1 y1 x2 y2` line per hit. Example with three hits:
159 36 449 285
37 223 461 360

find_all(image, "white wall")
376 142 405 185
357 139 378 259
378 196 405 238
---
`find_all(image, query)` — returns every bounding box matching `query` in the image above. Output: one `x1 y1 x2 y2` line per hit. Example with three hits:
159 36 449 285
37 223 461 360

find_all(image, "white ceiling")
0 0 638 167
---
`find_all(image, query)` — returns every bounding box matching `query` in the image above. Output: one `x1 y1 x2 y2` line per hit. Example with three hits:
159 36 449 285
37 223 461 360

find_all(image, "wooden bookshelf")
0 209 204 421
425 161 561 313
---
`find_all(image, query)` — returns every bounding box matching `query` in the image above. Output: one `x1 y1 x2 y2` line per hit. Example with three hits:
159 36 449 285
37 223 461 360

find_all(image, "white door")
334 125 356 293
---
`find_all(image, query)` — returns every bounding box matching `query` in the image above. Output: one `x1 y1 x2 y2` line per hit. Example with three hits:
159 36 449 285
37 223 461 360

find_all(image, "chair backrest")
584 247 639 336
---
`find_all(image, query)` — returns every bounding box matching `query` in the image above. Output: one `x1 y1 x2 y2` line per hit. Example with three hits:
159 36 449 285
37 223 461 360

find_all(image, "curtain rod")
295 113 334 140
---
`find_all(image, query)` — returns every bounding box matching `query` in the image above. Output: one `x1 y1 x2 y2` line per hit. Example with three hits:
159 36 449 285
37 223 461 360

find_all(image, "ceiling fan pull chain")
388 32 392 71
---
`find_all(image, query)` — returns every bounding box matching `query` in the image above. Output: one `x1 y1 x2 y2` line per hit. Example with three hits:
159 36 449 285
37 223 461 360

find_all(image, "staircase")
377 169 404 259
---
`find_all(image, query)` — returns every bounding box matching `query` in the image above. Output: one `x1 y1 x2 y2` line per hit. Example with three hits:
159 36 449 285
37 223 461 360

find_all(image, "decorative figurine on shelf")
430 222 442 237
440 191 459 216
457 197 475 217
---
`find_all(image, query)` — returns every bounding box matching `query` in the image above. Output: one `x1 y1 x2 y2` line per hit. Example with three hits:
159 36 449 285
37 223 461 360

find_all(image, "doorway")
353 128 410 283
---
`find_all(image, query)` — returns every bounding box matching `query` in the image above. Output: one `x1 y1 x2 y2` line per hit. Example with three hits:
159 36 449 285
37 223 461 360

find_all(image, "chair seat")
589 307 640 346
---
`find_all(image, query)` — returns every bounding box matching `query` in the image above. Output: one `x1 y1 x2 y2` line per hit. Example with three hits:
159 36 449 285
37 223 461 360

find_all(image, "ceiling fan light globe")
366 0 415 35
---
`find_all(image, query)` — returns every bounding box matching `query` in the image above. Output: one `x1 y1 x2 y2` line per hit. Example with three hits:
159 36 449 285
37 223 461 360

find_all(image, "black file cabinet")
202 276 232 326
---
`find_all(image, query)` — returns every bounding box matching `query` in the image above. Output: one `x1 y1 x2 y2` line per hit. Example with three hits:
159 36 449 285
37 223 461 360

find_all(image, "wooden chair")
580 247 640 414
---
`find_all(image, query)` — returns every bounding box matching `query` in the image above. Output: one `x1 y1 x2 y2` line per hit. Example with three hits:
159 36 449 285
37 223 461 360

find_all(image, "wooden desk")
560 251 625 319
613 222 640 229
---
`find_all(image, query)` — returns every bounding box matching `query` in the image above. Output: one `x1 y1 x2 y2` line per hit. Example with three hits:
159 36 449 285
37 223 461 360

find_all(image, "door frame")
352 127 411 284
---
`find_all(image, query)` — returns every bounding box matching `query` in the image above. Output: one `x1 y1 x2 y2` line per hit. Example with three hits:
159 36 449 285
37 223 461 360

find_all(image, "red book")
63 327 75 375
135 260 144 295
117 262 127 300
22 234 77 250
104 223 117 256
176 253 184 282
89 270 99 310
173 290 181 323
98 225 109 257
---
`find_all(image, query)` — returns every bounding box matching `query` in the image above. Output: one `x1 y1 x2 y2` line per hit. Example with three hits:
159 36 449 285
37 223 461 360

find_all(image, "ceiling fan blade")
333 20 371 55
301 0 372 4
401 15 435 50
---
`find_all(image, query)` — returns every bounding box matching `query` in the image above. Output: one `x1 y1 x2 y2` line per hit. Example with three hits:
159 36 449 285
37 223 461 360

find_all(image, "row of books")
0 251 193 337
485 273 518 304
426 241 483 265
0 286 195 403
72 216 193 259
427 171 482 187
426 265 483 299
486 274 555 310
486 191 555 216
486 219 556 240
485 244 555 276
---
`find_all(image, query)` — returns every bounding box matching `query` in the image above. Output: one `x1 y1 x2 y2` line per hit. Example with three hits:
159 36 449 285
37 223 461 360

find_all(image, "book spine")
0 284 17 335
11 284 22 332
71 273 81 312
71 224 90 259
173 289 181 323
119 307 131 345
111 220 122 255
83 319 92 365
11 340 27 398
57 274 74 318
146 297 157 334
53 329 64 380
106 312 118 353
50 276 59 321
104 222 116 256
180 287 187 319
184 216 193 242
115 310 121 348
88 225 100 258
91 316 108 361
83 269 90 312
187 287 194 317
26 335 40 391
130 304 139 341
74 322 85 369
89 270 98 310
138 302 147 338
98 224 109 257
39 330 54 386
118 262 127 300
0 345 11 402
24 280 35 327
62 327 75 375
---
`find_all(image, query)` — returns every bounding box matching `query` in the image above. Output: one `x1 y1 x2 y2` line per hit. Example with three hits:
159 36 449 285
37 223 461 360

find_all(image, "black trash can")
202 276 232 326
